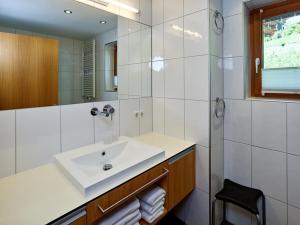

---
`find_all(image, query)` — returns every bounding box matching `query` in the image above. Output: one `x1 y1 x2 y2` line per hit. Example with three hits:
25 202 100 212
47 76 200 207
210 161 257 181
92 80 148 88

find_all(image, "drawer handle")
97 168 169 214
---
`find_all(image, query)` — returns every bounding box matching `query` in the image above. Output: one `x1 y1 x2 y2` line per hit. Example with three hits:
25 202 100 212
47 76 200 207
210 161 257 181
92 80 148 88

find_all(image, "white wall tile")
152 0 164 25
164 0 183 22
223 0 243 17
118 65 129 95
152 60 165 98
224 99 251 144
140 0 151 25
252 101 286 152
252 147 287 202
0 110 15 178
118 16 129 37
185 189 209 225
185 55 209 101
118 35 129 65
185 100 209 147
165 58 184 99
288 154 300 208
184 0 208 15
129 31 141 64
152 24 164 61
265 197 287 225
224 140 251 186
223 14 244 57
287 103 300 155
184 10 209 57
224 57 244 99
141 28 151 63
195 146 209 193
153 98 165 134
226 203 252 225
61 103 94 152
165 99 184 139
16 106 61 172
120 99 140 137
288 205 300 225
140 98 153 134
164 18 184 59
141 63 152 97
128 64 141 96
94 101 119 143
128 18 141 33
210 56 224 100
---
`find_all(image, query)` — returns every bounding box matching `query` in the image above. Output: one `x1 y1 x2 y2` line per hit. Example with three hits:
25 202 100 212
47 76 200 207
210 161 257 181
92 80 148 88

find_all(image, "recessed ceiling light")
99 21 107 24
64 10 72 14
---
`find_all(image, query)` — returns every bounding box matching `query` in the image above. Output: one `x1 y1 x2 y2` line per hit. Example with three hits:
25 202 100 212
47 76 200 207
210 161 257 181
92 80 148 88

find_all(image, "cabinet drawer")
86 162 169 225
168 148 195 210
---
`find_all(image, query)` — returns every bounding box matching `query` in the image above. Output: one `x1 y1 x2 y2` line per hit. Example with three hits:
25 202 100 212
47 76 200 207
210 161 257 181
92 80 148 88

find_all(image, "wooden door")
0 32 58 110
168 148 195 210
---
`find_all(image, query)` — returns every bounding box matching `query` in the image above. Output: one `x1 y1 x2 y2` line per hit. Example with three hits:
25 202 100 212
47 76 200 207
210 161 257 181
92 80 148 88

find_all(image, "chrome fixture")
91 104 115 120
99 20 107 24
215 97 225 119
64 10 72 14
214 10 224 33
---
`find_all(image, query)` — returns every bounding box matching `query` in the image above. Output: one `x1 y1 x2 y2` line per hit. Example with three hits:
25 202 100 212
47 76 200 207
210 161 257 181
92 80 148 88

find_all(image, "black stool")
212 179 266 225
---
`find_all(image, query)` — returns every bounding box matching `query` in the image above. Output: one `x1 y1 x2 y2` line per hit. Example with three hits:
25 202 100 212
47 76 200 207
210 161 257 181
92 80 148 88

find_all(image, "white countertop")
0 133 194 225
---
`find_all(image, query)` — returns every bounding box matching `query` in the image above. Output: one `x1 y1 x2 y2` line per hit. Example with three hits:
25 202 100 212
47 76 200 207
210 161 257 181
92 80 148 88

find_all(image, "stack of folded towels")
137 185 166 224
97 197 141 225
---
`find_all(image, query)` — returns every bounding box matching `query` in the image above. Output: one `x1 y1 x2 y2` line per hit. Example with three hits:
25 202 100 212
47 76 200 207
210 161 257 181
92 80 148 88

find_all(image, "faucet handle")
91 108 99 116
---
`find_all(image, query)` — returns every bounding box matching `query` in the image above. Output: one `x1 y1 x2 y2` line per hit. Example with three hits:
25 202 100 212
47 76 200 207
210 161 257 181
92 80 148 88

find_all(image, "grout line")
286 103 289 225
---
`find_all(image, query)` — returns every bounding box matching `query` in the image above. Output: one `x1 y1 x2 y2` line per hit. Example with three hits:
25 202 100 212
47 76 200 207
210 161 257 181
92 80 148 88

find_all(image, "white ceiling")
0 0 118 39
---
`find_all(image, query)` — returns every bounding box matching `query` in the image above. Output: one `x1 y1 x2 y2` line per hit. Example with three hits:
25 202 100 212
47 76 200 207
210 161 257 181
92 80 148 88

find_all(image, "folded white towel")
125 212 141 225
137 186 166 207
114 210 140 225
141 207 164 224
140 198 165 214
97 198 140 225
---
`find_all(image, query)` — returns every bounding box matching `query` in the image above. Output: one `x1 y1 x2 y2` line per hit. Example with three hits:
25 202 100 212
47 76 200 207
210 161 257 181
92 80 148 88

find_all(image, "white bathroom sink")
54 137 165 196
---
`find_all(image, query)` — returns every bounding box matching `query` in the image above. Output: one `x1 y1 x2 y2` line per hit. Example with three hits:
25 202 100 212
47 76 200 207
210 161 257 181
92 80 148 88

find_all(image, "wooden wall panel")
0 32 58 110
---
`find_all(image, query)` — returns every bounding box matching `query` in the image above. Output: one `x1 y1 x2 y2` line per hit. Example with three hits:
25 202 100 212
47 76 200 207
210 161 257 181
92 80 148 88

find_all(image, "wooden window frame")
250 0 300 99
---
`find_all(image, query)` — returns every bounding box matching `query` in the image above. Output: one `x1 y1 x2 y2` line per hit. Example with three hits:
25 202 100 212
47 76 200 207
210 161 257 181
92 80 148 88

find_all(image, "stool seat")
215 179 263 215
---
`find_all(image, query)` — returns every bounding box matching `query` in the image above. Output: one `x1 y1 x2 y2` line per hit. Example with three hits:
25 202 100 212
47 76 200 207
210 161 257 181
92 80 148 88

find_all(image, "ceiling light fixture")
74 0 139 14
99 20 107 24
64 10 73 14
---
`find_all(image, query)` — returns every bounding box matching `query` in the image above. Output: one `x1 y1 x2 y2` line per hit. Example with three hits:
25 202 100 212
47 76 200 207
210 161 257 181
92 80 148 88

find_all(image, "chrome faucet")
91 105 115 120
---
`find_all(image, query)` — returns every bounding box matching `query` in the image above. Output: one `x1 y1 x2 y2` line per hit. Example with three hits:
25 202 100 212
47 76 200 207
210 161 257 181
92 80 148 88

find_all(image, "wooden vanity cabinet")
69 215 86 225
168 148 195 210
60 147 195 225
86 162 169 225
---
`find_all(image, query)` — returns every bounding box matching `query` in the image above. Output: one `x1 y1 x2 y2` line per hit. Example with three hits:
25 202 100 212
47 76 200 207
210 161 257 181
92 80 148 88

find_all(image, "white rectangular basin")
54 137 165 196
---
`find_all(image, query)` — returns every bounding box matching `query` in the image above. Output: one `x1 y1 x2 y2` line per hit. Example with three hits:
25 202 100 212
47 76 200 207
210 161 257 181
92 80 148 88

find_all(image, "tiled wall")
151 0 222 224
0 101 119 177
117 14 153 137
223 0 300 224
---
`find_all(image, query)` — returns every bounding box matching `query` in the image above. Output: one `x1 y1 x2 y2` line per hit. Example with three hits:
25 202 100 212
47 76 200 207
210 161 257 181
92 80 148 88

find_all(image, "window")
250 0 300 99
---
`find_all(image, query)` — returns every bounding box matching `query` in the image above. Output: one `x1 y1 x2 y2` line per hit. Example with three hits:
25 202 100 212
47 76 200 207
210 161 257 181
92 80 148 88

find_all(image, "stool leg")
223 201 227 222
212 198 217 225
256 214 261 225
262 195 266 225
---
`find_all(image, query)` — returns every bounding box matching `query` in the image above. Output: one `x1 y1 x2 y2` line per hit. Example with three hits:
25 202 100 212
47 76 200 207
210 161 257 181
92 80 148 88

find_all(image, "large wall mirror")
0 0 151 110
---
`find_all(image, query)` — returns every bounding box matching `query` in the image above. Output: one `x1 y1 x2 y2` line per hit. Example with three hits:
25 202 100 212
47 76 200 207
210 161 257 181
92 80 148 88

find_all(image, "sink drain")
103 164 113 171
